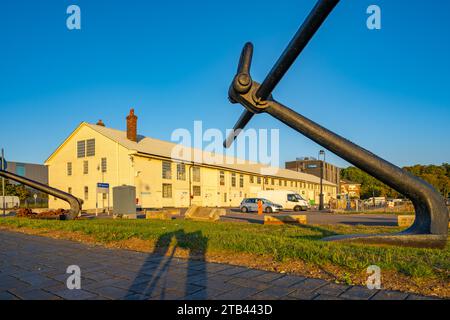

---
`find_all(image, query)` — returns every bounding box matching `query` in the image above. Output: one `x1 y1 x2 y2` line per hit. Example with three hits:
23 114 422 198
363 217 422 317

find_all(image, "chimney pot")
96 120 105 127
126 108 138 142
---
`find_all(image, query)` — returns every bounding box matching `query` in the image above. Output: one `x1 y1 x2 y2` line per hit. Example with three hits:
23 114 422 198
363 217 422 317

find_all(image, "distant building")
5 161 49 206
45 109 337 210
7 162 48 185
340 179 361 199
285 157 341 189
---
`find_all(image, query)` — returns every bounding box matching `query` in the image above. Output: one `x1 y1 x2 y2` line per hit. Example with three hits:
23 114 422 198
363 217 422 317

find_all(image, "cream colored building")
45 111 337 210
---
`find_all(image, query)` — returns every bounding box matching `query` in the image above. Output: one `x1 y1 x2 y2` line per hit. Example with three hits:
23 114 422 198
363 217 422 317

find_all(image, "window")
86 139 95 157
193 185 201 196
68 187 72 194
257 176 261 184
102 193 107 200
193 167 200 182
162 161 171 179
271 179 274 185
231 173 236 187
67 162 72 176
290 181 293 187
84 186 89 200
284 180 287 187
239 174 244 188
77 139 95 158
224 192 227 202
83 161 88 174
101 158 107 173
219 171 225 186
77 140 86 158
264 178 268 184
162 184 172 198
249 176 254 183
177 163 186 180
15 163 26 176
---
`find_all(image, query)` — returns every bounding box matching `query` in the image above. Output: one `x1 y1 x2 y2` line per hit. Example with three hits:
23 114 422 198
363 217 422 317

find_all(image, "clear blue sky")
1 0 449 168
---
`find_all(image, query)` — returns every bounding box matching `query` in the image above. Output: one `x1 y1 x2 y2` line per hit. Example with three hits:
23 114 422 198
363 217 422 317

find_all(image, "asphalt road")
222 209 398 226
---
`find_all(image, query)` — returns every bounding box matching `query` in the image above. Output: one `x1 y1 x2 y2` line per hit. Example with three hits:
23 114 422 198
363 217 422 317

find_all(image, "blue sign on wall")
97 183 109 189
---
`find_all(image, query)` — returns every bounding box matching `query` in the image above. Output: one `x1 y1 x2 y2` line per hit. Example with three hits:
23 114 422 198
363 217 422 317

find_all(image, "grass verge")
0 217 448 297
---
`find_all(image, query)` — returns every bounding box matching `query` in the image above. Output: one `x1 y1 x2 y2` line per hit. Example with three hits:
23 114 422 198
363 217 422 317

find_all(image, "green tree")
341 164 449 200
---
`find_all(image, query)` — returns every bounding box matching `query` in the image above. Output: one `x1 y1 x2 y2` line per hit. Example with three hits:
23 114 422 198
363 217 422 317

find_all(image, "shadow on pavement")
124 229 208 299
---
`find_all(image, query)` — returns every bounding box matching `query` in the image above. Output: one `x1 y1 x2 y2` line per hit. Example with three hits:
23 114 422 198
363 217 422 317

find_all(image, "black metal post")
1 149 5 216
318 150 325 210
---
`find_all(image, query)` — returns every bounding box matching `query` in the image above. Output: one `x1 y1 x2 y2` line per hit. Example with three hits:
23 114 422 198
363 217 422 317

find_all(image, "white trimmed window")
162 161 172 179
162 183 172 198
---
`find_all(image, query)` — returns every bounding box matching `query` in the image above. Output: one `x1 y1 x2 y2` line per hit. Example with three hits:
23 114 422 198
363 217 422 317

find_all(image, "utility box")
113 185 136 218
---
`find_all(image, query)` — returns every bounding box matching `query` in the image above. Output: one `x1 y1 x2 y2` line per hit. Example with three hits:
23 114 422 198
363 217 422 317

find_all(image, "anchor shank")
256 0 340 100
265 99 448 236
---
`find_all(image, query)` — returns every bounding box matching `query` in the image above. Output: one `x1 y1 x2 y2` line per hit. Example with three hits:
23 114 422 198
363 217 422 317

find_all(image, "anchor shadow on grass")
124 229 208 300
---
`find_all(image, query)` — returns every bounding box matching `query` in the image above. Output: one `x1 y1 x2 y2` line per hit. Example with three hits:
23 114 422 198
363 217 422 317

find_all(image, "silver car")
240 198 283 213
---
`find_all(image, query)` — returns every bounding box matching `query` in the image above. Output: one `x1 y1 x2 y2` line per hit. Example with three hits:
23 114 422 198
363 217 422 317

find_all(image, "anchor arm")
0 169 82 220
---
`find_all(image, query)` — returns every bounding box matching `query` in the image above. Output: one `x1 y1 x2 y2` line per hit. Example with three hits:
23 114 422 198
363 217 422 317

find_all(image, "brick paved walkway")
0 231 434 300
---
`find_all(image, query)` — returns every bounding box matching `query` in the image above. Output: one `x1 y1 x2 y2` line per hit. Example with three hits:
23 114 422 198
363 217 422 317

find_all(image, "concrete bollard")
264 214 307 225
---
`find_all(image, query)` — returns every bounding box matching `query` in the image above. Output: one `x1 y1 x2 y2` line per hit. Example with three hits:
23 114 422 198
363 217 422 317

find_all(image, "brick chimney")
96 120 105 127
126 108 138 142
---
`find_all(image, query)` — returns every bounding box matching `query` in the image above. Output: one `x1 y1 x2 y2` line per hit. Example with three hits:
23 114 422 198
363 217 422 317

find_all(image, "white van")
257 190 309 211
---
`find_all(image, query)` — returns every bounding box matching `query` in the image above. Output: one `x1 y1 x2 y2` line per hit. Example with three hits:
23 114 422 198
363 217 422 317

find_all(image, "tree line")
341 163 450 200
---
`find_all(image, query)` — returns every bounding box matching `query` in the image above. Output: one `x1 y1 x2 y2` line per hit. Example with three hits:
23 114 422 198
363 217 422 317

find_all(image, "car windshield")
262 199 273 205
294 194 304 201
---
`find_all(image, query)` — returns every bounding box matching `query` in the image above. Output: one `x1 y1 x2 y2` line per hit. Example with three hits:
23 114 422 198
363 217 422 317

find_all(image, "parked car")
257 190 309 211
239 198 283 213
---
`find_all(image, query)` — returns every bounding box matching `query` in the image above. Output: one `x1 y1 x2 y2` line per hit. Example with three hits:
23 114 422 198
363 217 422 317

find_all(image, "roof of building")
48 122 336 186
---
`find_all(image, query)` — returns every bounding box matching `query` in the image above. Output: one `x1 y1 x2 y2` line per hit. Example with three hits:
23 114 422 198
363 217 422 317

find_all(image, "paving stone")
269 275 305 287
0 291 19 300
406 294 441 300
253 272 285 283
53 289 99 300
313 294 345 300
214 287 262 300
215 266 249 276
226 277 270 290
339 286 378 300
17 274 61 288
123 293 151 300
254 286 296 298
93 286 131 299
233 269 267 279
0 275 31 291
287 290 319 300
11 288 61 300
313 282 350 296
371 290 409 300
290 278 328 292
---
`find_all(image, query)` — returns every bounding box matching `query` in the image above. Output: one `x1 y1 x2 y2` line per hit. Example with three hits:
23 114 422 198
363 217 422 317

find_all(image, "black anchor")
223 0 448 248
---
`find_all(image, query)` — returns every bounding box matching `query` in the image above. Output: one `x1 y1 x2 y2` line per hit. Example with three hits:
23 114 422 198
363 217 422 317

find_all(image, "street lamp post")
318 150 325 210
1 148 5 216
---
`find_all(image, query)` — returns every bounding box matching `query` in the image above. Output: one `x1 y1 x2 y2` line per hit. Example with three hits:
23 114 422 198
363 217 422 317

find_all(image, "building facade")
7 162 48 185
340 179 361 199
285 157 341 188
46 110 337 210
5 161 49 206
